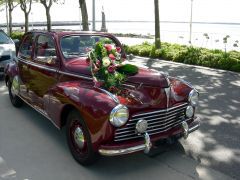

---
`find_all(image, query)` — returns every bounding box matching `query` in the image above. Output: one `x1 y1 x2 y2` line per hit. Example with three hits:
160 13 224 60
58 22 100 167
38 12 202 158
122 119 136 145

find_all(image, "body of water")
7 21 240 51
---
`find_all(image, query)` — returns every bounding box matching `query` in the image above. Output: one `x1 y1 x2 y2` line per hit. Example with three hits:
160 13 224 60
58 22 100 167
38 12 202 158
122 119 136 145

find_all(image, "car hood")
65 58 173 111
65 58 169 87
0 44 16 57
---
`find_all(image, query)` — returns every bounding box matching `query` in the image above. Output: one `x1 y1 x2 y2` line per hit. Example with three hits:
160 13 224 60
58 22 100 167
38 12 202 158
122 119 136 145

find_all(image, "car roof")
28 29 114 38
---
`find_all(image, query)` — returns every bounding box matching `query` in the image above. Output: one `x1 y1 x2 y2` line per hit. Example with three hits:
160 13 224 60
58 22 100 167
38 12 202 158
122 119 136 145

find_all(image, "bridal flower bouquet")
87 42 138 94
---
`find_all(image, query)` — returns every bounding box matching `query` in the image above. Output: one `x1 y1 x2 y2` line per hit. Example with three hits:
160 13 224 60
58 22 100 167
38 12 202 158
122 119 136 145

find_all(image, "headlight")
185 106 194 118
188 89 199 107
110 104 129 127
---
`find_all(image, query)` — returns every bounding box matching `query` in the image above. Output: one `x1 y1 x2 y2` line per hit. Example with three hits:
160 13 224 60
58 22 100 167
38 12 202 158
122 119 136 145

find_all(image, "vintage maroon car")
4 30 200 165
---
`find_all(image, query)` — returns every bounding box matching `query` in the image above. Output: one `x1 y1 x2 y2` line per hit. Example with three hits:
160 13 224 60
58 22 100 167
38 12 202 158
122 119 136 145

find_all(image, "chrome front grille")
114 103 188 142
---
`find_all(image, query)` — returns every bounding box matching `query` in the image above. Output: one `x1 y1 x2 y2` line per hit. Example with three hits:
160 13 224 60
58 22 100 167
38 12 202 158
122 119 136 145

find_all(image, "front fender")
49 81 118 150
169 76 193 105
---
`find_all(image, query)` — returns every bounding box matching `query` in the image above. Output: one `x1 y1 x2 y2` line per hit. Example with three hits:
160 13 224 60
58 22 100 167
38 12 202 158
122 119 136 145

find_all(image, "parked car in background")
0 30 16 78
4 30 200 165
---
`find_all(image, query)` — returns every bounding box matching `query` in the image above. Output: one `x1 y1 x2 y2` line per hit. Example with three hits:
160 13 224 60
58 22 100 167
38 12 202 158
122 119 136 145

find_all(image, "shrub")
123 42 240 73
11 31 24 40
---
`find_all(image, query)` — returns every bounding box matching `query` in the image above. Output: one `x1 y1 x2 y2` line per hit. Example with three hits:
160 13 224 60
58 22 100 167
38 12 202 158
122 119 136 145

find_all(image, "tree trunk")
8 9 12 35
46 7 51 31
79 0 89 31
24 13 29 33
154 0 161 49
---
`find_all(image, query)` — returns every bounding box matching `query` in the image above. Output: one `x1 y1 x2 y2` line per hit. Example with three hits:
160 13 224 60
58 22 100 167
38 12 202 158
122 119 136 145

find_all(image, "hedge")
124 42 240 73
10 31 24 40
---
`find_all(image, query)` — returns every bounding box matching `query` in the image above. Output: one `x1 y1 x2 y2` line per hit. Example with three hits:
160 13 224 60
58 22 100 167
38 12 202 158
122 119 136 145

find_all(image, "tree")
154 0 161 49
20 0 32 33
7 0 19 35
79 0 89 31
39 0 53 31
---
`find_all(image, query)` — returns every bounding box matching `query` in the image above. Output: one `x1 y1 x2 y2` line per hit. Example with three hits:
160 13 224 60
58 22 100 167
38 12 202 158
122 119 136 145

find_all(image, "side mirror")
127 54 134 60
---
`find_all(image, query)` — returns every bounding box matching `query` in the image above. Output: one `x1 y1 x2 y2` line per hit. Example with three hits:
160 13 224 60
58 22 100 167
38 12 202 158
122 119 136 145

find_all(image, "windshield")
60 35 117 59
0 31 11 44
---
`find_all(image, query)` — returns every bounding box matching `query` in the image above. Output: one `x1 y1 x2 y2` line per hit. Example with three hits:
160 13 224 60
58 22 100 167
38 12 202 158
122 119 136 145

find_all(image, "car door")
17 33 35 101
27 34 60 113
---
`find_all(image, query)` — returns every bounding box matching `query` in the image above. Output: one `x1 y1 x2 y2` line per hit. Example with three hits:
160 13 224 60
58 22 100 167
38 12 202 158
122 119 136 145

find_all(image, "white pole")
189 0 193 44
31 12 34 30
5 0 9 35
92 0 95 31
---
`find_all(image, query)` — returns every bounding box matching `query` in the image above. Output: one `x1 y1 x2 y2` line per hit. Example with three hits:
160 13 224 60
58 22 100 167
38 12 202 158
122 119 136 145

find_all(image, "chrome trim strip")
18 58 57 73
188 117 201 133
99 144 146 156
17 95 60 130
99 132 152 156
97 88 119 104
117 115 185 133
122 83 136 89
165 87 171 109
18 58 93 81
132 103 188 118
59 71 93 81
130 106 186 121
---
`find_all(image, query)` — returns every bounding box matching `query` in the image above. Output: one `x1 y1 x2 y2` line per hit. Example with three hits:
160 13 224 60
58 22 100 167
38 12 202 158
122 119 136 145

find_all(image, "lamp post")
189 0 193 44
5 0 9 35
79 5 82 30
31 12 34 30
92 0 96 31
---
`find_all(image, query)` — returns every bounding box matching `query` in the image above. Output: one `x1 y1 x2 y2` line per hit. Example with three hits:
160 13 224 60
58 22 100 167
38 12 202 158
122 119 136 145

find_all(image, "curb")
132 55 240 77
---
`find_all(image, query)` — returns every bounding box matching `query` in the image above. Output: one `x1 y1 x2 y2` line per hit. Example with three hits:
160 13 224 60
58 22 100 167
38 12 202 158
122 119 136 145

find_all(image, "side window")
35 35 56 62
18 34 34 59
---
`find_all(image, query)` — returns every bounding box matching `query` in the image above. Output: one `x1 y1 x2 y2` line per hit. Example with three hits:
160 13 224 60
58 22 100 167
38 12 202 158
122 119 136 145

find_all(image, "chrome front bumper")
99 117 201 156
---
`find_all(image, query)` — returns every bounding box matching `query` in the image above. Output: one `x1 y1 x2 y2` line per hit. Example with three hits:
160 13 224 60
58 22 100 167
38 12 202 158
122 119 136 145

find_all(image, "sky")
0 0 240 23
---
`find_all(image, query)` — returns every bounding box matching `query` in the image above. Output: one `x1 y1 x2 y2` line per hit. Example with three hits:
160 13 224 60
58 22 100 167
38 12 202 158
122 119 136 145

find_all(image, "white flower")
102 57 111 67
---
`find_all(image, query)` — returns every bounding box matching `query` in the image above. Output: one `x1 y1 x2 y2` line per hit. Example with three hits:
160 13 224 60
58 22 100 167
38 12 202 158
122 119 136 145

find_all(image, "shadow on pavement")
131 58 240 179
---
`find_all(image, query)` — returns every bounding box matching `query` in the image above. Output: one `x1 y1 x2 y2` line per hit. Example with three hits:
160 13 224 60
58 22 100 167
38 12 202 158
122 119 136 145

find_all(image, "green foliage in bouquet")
116 64 139 76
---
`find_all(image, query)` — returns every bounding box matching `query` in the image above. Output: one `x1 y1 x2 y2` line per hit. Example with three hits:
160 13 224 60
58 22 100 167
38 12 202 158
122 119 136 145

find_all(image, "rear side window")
0 31 10 44
18 34 34 59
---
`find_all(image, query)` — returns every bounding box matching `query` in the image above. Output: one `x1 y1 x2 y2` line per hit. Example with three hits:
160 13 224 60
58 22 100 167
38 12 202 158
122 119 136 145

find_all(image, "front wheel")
8 80 23 108
66 110 98 166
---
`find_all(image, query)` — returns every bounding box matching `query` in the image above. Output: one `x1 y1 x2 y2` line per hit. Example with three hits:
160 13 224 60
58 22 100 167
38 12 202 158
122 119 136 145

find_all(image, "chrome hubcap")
73 127 85 149
11 83 18 97
11 76 20 97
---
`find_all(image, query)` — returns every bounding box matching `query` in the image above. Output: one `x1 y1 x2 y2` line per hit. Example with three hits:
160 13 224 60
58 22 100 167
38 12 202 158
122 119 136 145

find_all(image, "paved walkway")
130 57 240 179
0 58 239 180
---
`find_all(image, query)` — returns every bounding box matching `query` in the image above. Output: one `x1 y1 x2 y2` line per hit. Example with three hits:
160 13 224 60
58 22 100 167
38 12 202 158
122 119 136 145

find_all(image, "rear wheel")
66 110 98 165
8 79 23 107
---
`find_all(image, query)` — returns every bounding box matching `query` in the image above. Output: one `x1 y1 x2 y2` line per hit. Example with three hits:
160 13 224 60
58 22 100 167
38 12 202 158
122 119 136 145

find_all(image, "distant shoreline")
1 20 240 28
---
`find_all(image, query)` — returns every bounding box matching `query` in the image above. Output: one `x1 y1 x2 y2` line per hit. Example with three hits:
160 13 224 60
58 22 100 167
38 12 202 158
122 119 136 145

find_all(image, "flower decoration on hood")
87 41 139 95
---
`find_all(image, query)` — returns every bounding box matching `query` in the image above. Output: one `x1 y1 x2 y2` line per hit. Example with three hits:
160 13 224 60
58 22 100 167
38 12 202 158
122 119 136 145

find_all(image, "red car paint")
5 31 199 154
